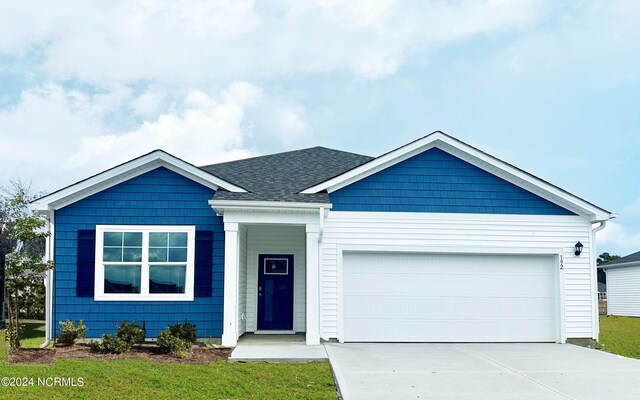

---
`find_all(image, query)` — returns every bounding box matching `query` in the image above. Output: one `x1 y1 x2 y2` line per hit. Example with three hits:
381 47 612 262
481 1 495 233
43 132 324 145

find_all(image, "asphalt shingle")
200 146 373 203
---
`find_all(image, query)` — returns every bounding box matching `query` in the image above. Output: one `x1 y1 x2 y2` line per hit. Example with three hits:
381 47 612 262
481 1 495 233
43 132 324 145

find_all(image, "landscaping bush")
115 321 146 344
56 320 88 345
157 331 191 358
157 322 197 358
90 321 145 354
91 334 133 354
165 322 197 345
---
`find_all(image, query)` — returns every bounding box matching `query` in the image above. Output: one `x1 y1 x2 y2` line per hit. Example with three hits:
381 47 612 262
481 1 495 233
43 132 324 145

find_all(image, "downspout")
40 209 54 348
318 206 325 242
590 220 607 341
592 221 607 235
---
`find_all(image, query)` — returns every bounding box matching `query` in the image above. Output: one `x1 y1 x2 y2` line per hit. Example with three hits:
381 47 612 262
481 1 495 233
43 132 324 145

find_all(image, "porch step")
229 334 328 362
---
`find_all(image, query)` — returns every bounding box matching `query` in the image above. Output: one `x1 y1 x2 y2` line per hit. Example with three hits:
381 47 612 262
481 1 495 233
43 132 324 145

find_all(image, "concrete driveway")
324 343 640 400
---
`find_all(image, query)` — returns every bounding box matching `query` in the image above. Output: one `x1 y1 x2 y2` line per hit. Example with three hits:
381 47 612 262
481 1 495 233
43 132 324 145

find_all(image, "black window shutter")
76 229 96 297
194 230 214 297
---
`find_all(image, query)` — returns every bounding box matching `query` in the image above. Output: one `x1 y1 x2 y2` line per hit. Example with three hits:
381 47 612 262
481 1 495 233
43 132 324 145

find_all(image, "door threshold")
254 330 296 335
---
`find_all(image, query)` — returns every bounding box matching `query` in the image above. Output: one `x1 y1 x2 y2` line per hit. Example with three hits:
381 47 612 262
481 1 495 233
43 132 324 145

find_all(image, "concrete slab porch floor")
324 343 640 400
229 334 328 362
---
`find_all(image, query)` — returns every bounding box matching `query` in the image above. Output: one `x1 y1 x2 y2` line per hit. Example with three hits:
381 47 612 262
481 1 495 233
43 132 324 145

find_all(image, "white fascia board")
301 132 612 222
600 261 640 270
209 200 332 214
31 150 247 211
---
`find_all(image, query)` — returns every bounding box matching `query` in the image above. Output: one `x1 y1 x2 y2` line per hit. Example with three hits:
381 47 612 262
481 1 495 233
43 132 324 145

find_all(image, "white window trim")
263 257 289 275
94 225 196 301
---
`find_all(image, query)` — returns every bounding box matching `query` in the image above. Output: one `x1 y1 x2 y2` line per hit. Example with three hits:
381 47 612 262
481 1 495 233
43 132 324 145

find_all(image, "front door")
257 254 294 330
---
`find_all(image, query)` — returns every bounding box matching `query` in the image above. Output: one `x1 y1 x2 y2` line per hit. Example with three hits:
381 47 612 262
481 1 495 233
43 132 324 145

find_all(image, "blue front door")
258 254 294 330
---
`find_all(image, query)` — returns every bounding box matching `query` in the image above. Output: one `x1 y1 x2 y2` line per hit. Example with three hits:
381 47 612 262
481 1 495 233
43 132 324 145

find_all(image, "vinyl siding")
329 148 575 215
606 266 640 317
54 167 223 338
320 212 596 340
244 225 306 332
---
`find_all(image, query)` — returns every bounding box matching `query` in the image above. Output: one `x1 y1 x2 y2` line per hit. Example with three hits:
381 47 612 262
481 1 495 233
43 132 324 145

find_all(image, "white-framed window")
94 225 195 301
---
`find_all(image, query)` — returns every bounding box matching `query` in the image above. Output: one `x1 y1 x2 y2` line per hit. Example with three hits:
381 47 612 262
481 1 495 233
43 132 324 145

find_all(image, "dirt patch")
7 343 232 365
7 348 56 365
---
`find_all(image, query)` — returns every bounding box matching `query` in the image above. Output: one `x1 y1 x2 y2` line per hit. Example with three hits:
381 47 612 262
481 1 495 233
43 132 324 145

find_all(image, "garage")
342 252 559 342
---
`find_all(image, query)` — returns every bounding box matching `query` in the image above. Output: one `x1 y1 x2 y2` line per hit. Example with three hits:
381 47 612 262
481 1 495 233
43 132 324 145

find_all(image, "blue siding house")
32 131 613 346
54 167 224 338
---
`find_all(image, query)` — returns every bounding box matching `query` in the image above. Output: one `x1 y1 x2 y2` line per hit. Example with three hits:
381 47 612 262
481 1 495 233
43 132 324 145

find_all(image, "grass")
598 315 640 359
1 323 337 400
18 321 48 349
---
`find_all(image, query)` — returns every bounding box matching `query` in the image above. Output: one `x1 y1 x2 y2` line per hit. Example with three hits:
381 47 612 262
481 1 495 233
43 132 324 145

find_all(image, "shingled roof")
600 251 640 268
200 146 374 203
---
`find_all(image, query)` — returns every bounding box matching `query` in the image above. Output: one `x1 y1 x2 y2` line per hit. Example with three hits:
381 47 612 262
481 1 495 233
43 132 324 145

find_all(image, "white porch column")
222 222 239 347
306 224 321 345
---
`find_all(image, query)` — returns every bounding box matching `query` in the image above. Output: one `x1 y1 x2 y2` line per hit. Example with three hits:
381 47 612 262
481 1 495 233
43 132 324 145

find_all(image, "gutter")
209 200 332 215
599 260 640 270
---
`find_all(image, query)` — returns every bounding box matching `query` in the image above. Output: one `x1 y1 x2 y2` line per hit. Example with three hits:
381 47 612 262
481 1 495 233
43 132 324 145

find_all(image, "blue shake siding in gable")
330 148 575 215
54 167 224 338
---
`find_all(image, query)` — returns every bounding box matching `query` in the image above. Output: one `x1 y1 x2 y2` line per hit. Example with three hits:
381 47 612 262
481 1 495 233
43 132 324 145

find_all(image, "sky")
0 0 639 256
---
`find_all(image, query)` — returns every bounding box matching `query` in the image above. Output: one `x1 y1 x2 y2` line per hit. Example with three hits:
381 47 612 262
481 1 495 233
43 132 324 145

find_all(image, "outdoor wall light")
574 241 584 256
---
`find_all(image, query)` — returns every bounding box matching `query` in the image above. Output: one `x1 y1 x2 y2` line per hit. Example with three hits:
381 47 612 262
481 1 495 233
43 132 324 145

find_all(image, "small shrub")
56 320 88 345
157 331 191 358
91 334 132 354
165 322 197 345
115 321 146 344
157 323 197 358
90 321 145 354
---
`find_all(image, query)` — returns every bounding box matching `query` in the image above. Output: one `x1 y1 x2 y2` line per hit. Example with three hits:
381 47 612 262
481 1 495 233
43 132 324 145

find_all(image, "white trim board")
93 225 196 302
335 245 566 343
209 200 331 215
301 131 613 222
32 150 246 211
600 261 640 270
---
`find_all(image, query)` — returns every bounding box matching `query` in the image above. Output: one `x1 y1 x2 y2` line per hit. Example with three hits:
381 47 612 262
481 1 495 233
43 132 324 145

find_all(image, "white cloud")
494 0 640 83
0 0 546 82
0 82 308 191
596 221 640 251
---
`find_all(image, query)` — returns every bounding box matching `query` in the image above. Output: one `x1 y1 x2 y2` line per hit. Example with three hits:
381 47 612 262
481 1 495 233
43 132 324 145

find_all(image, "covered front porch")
212 201 327 347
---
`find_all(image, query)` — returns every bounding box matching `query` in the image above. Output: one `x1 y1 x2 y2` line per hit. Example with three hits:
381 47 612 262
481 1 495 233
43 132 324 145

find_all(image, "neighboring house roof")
301 131 614 222
600 251 640 269
31 150 247 211
201 146 373 203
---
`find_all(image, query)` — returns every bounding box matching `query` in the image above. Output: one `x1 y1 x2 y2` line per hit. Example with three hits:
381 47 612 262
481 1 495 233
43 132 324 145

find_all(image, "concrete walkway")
229 334 327 362
324 343 640 400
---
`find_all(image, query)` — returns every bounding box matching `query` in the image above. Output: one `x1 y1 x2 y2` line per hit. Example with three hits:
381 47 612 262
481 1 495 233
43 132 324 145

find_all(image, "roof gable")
31 150 246 211
330 147 575 215
302 131 613 221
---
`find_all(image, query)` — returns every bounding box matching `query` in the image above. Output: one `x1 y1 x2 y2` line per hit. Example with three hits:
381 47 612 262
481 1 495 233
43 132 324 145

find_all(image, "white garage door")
343 252 558 342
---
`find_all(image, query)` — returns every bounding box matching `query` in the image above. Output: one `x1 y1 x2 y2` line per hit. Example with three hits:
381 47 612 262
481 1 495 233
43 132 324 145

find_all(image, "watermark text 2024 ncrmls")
1 377 85 387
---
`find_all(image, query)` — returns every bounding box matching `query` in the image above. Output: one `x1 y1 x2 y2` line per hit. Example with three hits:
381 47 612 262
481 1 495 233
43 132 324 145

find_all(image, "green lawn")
599 315 640 359
1 323 336 400
18 321 48 349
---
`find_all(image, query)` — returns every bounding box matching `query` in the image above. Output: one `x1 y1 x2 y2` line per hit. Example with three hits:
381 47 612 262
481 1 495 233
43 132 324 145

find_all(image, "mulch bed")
7 343 232 365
